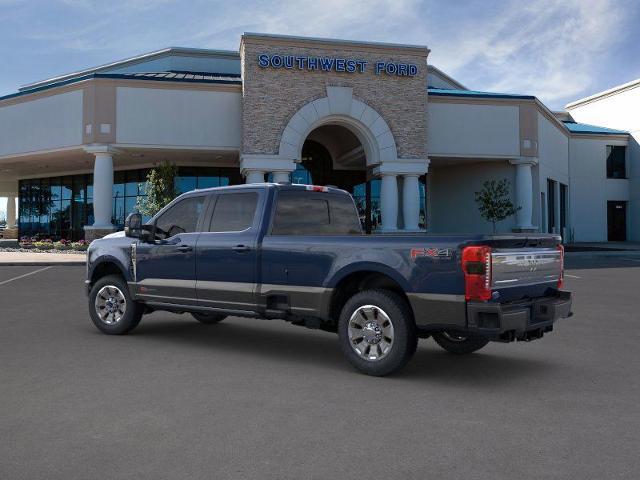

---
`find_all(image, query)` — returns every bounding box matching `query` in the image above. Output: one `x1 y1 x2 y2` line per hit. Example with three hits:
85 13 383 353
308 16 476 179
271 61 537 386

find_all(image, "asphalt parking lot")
1 256 639 479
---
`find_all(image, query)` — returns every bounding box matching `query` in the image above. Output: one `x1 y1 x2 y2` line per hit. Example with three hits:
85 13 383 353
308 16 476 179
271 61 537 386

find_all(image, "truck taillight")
557 244 565 289
462 246 492 301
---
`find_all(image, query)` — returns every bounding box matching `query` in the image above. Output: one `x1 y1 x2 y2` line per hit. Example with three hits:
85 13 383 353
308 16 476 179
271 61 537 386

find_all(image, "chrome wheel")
441 331 468 342
348 305 394 361
94 285 127 325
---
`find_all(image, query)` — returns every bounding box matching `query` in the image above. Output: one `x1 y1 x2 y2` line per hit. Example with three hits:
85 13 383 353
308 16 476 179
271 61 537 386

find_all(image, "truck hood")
102 230 126 239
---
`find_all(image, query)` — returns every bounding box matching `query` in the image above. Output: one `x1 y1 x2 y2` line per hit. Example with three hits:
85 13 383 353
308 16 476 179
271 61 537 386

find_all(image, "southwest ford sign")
257 54 418 77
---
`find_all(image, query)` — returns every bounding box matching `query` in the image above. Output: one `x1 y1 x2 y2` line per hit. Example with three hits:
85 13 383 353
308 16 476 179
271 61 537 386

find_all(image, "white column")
91 152 114 228
510 158 537 231
380 174 398 232
6 195 17 229
402 174 421 231
245 170 265 184
272 171 290 183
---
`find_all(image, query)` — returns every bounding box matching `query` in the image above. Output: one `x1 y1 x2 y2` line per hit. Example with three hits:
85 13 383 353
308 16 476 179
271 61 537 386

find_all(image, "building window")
560 183 568 232
606 145 626 179
18 166 242 240
547 179 556 234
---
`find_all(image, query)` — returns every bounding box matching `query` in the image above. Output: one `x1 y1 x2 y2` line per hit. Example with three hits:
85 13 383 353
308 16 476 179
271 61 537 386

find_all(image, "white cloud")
426 0 628 107
2 0 635 109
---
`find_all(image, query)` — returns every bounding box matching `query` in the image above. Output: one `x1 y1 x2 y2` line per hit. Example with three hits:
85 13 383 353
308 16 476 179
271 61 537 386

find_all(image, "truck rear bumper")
467 291 572 341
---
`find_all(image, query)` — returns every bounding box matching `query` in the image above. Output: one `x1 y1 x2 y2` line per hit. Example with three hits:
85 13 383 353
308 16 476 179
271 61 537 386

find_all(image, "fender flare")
325 261 412 292
88 255 131 283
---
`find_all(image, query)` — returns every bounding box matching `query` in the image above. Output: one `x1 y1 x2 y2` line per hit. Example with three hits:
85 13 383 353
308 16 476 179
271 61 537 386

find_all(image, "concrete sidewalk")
0 251 86 266
567 242 640 251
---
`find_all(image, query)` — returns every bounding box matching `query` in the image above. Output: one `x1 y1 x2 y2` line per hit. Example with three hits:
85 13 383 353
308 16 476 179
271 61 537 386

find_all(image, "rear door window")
209 192 259 232
271 191 361 235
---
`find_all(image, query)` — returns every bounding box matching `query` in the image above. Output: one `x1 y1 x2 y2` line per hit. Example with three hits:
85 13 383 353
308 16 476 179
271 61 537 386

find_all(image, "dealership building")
0 33 637 241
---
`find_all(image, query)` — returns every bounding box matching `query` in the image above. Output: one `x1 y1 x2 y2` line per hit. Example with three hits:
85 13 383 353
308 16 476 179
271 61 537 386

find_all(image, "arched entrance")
297 124 382 232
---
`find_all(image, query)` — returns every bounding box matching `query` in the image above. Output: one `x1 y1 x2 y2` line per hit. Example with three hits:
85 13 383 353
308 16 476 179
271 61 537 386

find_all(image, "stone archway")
278 86 398 166
240 85 429 232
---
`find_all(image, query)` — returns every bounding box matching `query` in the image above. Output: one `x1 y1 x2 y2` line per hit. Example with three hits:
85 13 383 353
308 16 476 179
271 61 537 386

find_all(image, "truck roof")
180 182 350 197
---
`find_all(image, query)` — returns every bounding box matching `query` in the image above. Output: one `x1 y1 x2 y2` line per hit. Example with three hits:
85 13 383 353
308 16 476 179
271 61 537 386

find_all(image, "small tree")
474 179 520 233
137 161 178 217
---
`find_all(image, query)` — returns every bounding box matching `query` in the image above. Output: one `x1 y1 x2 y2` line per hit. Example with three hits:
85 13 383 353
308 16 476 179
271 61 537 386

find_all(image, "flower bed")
17 237 89 253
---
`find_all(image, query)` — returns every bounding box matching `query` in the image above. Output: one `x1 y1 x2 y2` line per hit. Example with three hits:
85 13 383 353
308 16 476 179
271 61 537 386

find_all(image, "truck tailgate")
491 248 562 289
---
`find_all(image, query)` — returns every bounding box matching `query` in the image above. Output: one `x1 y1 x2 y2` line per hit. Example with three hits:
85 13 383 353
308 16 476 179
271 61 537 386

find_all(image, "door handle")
232 244 251 253
176 245 193 253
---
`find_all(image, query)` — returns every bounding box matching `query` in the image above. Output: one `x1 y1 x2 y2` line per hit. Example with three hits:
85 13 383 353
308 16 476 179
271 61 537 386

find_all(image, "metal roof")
116 71 241 82
19 47 240 92
428 87 535 100
0 71 242 103
562 121 628 135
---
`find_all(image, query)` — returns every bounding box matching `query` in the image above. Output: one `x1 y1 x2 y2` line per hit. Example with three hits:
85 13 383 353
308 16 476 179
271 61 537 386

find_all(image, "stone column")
375 159 429 233
272 171 290 183
510 157 538 232
245 170 265 184
84 145 117 240
240 154 295 185
402 175 421 231
380 174 398 232
6 195 16 229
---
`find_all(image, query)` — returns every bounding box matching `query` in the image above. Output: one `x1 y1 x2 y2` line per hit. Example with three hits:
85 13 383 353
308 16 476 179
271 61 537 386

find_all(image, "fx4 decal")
410 247 453 260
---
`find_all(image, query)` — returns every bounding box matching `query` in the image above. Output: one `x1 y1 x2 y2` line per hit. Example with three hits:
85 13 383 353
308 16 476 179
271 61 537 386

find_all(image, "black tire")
338 289 417 376
432 332 489 355
88 274 143 335
191 312 226 324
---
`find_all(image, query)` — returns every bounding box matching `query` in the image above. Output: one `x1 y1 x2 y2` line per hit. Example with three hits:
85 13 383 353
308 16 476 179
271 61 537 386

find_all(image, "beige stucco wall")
0 90 83 157
429 160 517 234
569 136 630 241
427 101 520 157
567 86 639 241
240 35 428 160
116 86 242 148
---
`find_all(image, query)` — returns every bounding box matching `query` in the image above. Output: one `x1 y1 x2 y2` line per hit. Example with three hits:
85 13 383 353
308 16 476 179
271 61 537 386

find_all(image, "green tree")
474 179 520 234
137 161 178 217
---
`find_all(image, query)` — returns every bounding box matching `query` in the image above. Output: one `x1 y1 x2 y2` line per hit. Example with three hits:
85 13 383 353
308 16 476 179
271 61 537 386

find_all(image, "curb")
0 261 86 266
565 251 640 257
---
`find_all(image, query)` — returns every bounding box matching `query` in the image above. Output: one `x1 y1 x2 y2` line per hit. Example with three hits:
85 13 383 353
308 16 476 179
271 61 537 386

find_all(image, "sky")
1 0 640 213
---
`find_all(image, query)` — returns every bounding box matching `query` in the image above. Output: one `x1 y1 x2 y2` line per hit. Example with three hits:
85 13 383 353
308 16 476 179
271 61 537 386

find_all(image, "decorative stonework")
240 34 429 162
1 228 18 240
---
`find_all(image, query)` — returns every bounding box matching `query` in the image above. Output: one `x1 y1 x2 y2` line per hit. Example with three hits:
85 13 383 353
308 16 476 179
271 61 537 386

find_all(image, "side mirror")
124 212 143 238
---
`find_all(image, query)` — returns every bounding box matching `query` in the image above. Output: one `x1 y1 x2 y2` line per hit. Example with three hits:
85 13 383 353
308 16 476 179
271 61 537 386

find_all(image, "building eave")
565 78 640 109
1 73 242 105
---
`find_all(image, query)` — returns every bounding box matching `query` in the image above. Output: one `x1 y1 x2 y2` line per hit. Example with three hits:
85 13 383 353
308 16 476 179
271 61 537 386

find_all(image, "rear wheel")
432 331 489 355
191 312 226 324
338 289 417 376
89 275 143 335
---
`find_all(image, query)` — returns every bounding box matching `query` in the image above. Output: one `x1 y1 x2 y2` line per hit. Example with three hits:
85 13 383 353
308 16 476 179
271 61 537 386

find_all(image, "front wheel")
338 289 417 376
89 275 143 335
432 332 489 355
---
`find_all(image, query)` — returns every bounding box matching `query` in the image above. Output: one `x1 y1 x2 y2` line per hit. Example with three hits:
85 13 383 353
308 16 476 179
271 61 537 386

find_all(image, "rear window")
271 191 362 235
209 192 258 232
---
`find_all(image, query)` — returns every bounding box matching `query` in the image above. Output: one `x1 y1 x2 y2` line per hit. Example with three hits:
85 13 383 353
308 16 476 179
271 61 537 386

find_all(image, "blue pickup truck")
86 183 572 376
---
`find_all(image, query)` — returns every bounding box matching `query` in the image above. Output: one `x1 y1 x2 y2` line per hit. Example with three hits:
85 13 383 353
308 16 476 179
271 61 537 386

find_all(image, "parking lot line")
0 266 52 286
623 258 640 262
